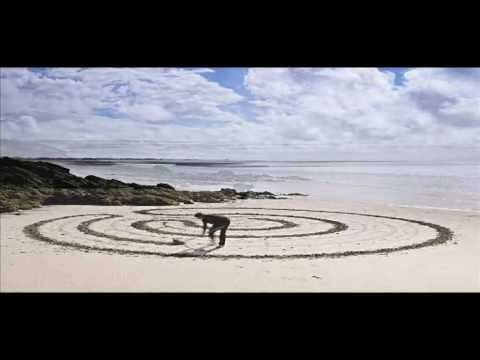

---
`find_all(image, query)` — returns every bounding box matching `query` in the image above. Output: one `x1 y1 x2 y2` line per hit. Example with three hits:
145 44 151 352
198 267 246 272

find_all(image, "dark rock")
85 175 109 187
186 191 226 203
238 191 254 199
236 191 278 200
156 183 176 190
0 157 89 189
84 175 127 188
220 188 237 199
0 157 279 212
221 188 237 195
129 183 143 190
107 179 129 188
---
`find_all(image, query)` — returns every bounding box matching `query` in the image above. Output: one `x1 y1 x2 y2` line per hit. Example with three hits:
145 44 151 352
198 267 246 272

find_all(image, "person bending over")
194 212 231 247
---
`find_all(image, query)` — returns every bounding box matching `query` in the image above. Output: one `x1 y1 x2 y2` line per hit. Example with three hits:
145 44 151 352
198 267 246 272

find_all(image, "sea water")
53 159 480 211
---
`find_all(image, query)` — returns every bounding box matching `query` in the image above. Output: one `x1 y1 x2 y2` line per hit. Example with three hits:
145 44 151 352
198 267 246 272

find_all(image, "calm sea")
51 159 480 211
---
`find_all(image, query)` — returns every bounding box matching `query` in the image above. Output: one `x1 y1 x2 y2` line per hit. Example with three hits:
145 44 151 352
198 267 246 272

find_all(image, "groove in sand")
23 207 454 259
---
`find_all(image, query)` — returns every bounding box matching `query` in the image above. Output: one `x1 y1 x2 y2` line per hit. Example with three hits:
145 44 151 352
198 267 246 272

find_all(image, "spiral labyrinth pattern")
23 207 454 259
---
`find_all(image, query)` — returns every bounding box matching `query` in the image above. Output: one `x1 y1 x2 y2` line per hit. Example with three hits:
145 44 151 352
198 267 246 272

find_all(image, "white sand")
1 198 479 292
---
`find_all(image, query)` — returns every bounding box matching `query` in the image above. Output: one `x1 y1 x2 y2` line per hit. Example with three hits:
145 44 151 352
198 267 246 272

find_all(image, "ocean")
50 159 480 211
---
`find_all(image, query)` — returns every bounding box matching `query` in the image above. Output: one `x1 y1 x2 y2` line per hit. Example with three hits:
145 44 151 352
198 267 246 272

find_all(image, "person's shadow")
173 237 224 257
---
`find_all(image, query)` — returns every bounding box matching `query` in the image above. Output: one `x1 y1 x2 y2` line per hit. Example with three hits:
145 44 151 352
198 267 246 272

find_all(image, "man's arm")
202 219 207 235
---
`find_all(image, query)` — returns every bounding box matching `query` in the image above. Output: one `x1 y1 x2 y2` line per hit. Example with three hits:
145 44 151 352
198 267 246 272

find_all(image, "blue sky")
1 67 479 159
199 67 409 94
379 67 409 85
202 68 251 97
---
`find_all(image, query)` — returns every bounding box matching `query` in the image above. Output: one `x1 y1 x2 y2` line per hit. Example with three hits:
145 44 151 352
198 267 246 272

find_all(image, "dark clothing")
201 214 230 246
209 224 229 245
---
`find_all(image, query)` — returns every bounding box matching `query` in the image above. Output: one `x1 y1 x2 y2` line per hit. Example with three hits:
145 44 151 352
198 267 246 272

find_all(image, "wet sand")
1 198 479 292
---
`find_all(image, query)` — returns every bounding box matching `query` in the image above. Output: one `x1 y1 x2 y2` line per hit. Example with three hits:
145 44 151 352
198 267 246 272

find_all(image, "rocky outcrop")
0 157 283 213
156 183 176 190
220 188 277 199
183 191 226 203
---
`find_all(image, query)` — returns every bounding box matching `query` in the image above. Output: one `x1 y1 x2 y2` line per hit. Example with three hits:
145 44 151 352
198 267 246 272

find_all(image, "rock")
156 183 176 190
0 157 279 212
220 188 237 195
238 191 257 199
256 191 276 199
85 175 128 188
108 179 129 188
236 191 278 200
0 157 88 188
128 182 143 190
220 188 237 199
187 191 225 203
85 175 109 187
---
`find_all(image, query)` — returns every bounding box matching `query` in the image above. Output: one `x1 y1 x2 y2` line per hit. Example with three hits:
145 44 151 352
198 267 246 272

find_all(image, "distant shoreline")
18 156 473 163
12 157 477 168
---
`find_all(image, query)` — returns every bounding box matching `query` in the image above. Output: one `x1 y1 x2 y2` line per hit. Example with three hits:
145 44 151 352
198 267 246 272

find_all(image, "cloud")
121 103 173 123
403 68 480 128
245 67 480 148
1 67 479 160
0 67 244 137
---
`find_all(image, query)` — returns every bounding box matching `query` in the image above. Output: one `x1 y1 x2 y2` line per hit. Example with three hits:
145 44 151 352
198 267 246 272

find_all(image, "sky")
1 67 479 160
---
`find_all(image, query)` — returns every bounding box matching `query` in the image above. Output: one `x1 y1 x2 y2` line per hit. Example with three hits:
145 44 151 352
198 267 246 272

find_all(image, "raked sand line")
131 213 346 238
23 207 454 259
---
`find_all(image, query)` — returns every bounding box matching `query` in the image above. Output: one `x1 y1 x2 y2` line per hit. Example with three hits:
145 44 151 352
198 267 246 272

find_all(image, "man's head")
194 212 204 219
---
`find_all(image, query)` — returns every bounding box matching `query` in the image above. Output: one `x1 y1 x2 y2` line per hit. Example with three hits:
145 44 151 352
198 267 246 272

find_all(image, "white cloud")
1 67 479 160
438 98 480 121
121 103 173 123
402 68 480 128
0 68 248 147
245 67 480 149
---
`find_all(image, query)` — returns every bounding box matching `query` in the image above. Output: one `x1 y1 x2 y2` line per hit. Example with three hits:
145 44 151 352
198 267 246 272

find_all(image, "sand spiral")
23 207 454 259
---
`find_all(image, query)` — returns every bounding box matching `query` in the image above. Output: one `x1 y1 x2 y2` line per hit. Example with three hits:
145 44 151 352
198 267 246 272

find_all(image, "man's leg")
209 225 220 240
219 226 227 246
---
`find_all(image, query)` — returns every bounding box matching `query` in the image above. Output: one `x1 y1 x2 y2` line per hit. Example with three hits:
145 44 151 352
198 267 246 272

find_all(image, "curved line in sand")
23 207 454 259
147 216 300 231
131 213 346 238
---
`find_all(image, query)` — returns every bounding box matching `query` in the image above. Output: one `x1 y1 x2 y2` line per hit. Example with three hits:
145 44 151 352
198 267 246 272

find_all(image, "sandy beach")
1 198 479 292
